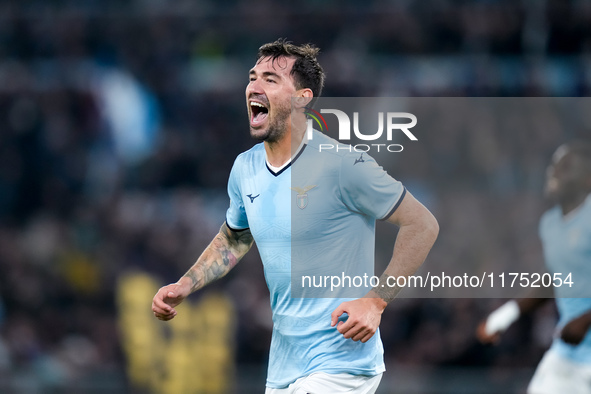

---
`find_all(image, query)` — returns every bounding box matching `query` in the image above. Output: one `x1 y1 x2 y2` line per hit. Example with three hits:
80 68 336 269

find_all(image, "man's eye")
266 79 276 83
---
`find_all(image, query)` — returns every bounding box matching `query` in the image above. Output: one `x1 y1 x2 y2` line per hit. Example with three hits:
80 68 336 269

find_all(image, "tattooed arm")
152 222 254 321
182 222 254 292
331 191 438 342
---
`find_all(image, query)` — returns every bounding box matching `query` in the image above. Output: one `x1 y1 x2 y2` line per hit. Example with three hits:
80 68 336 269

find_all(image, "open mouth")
250 101 269 127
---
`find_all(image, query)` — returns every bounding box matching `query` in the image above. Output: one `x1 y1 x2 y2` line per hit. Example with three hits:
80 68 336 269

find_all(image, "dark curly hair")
257 38 325 98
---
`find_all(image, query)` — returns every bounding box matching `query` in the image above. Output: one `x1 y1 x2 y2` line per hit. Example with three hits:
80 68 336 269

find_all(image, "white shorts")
528 348 591 394
265 372 383 394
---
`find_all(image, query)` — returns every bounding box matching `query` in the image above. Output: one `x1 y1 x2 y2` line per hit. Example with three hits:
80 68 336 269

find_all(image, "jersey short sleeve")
225 158 249 230
339 152 406 220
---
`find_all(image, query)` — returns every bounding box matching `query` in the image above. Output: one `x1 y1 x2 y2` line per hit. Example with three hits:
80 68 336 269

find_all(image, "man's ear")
293 89 313 109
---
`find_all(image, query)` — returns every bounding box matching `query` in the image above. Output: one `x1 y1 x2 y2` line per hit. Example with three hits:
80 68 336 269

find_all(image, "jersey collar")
265 134 307 177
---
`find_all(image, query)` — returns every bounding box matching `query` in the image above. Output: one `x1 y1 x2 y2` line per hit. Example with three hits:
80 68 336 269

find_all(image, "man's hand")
476 298 547 345
151 223 253 322
327 192 437 344
330 298 387 343
152 278 192 321
476 300 522 345
476 321 501 344
559 312 591 345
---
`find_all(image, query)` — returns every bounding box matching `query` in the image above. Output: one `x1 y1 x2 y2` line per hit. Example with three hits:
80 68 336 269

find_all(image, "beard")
250 101 291 143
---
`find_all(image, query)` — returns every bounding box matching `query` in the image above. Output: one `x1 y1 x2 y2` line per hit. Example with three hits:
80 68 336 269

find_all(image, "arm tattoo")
371 274 401 304
182 222 254 292
220 222 254 249
185 270 203 291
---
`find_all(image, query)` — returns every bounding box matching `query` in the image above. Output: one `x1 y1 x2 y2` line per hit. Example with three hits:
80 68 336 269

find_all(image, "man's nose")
247 78 263 95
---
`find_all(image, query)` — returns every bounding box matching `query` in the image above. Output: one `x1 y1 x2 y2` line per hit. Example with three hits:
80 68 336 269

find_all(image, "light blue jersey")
539 194 591 364
226 130 405 388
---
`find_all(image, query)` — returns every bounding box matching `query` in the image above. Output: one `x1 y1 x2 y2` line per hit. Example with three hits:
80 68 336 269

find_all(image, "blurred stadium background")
1 0 591 392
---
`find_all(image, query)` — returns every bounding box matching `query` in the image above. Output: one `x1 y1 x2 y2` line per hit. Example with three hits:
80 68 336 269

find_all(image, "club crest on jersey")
290 185 317 209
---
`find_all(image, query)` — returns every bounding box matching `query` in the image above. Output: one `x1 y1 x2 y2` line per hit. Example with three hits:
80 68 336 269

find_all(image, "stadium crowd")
0 0 591 391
